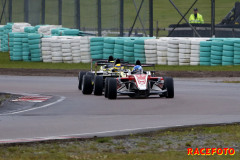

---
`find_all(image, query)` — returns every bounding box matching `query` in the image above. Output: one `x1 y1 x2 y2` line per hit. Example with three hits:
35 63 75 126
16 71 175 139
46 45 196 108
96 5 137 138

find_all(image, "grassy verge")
1 124 240 160
223 81 240 83
1 52 240 72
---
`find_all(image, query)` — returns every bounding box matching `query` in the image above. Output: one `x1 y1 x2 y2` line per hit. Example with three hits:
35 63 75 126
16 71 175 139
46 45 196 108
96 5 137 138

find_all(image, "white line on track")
0 95 65 116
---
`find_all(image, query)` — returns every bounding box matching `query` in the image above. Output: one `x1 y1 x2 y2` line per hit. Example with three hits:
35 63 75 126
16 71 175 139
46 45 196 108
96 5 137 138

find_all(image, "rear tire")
108 79 117 99
78 71 86 90
82 75 93 94
94 76 103 95
164 77 174 98
104 78 110 98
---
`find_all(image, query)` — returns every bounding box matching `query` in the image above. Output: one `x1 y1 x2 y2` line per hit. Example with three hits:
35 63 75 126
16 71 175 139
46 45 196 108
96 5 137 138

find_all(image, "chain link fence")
0 0 152 37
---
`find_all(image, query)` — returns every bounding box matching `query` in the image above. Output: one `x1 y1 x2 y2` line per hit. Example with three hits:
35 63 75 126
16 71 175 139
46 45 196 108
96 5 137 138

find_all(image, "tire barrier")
124 39 135 63
179 39 191 66
234 40 240 65
145 39 157 64
12 23 31 33
211 41 223 66
167 39 180 65
103 38 115 59
38 25 62 36
71 37 81 63
28 33 42 62
42 37 52 63
157 38 169 65
1 23 13 52
80 36 91 63
134 38 147 63
90 37 104 60
199 41 212 66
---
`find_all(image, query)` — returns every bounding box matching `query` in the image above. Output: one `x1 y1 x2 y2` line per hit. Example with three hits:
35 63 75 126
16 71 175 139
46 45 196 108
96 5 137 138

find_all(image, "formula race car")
78 58 129 95
105 69 174 99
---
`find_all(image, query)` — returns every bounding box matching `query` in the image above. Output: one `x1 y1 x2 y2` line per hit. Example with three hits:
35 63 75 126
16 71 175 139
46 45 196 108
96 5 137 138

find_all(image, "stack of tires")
2 23 13 52
8 33 14 60
222 39 234 66
124 39 135 63
22 33 30 61
24 26 37 34
51 38 62 63
12 23 31 33
12 33 25 61
157 38 168 65
210 41 224 66
90 37 104 59
80 37 91 63
179 39 191 65
114 38 124 59
167 39 179 65
71 37 81 63
144 39 157 64
234 40 240 65
61 38 73 63
199 41 211 66
41 37 52 63
38 25 61 36
190 39 202 65
28 33 42 62
134 39 146 63
60 29 79 36
103 38 115 59
0 26 4 51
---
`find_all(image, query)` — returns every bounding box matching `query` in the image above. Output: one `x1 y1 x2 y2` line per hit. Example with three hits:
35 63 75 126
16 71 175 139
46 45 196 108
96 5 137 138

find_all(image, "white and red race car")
105 69 174 99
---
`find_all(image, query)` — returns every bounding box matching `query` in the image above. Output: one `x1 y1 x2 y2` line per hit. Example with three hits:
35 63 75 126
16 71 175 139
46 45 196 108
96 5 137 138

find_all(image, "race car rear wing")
90 59 128 71
122 64 156 76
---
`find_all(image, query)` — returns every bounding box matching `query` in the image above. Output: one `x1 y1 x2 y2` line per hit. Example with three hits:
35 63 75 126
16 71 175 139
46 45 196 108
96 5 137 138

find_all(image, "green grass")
1 124 240 160
1 52 240 71
223 81 240 83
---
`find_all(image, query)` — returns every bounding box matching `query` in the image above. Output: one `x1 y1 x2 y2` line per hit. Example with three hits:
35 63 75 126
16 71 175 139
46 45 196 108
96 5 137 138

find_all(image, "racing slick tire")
82 75 93 94
78 71 86 90
164 77 174 98
94 76 103 95
86 72 95 80
108 79 117 99
104 78 110 98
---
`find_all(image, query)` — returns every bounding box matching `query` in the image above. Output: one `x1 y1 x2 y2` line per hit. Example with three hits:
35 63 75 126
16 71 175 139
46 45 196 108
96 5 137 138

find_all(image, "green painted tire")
91 54 103 59
124 51 134 56
104 38 115 44
103 48 114 54
114 44 123 50
223 45 234 51
124 46 134 52
222 51 234 57
31 57 42 62
200 47 211 52
222 56 234 62
222 61 233 66
211 55 222 60
200 62 211 66
211 45 223 51
200 52 211 57
31 49 41 54
211 51 222 56
90 46 103 51
91 50 103 55
200 57 210 62
211 59 222 64
113 49 123 54
200 41 212 47
29 39 41 45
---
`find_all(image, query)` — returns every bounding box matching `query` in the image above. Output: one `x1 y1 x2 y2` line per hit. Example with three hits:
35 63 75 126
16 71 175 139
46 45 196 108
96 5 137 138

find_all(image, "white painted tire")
43 59 52 63
191 45 200 50
80 52 90 56
145 50 157 54
168 43 179 49
157 57 167 62
179 62 190 66
51 47 61 52
72 46 80 50
51 43 61 47
72 50 81 54
157 51 167 57
145 54 157 58
191 50 200 54
168 61 179 65
63 57 73 61
42 51 51 55
167 48 179 53
190 57 200 62
157 40 168 46
191 53 200 58
52 52 62 57
81 55 91 60
52 57 63 61
190 61 200 65
180 39 191 44
157 46 167 51
62 49 71 53
158 61 167 65
144 45 157 50
179 48 191 53
62 44 71 49
72 53 81 57
52 60 63 63
42 43 51 47
144 39 157 45
179 58 190 63
179 44 191 49
179 53 191 59
80 48 90 52
42 47 51 51
62 53 72 57
82 59 91 63
71 43 80 47
168 57 179 62
168 39 179 44
167 52 179 57
42 55 52 59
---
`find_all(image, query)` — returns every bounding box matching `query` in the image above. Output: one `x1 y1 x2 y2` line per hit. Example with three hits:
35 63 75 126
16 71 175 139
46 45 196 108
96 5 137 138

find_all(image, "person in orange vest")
189 8 204 24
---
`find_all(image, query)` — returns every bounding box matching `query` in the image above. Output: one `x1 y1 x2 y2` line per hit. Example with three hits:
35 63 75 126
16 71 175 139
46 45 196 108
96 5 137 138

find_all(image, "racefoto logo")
187 148 235 156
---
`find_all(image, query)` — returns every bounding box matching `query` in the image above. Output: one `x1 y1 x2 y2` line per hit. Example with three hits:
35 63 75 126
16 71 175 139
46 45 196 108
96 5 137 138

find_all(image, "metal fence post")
75 0 80 29
97 0 102 36
58 0 62 25
41 0 45 24
149 0 153 37
211 0 215 37
8 0 12 22
24 0 29 22
120 0 124 37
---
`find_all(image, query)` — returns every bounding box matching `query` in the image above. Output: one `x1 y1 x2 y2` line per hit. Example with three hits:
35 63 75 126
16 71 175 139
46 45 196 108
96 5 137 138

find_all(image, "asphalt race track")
0 75 240 143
